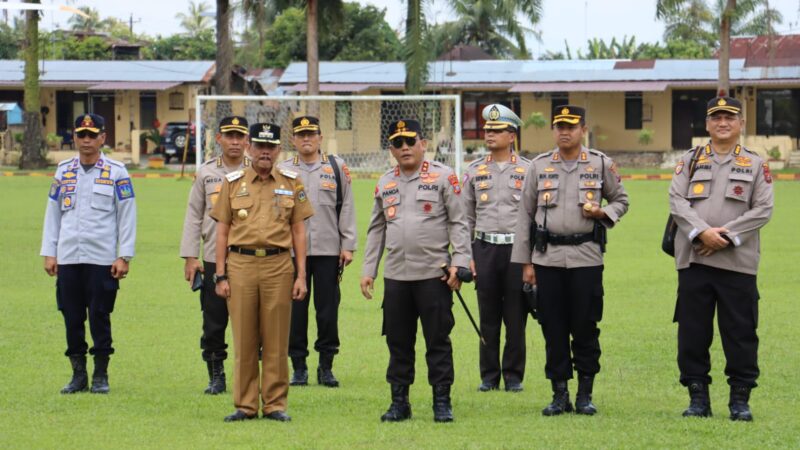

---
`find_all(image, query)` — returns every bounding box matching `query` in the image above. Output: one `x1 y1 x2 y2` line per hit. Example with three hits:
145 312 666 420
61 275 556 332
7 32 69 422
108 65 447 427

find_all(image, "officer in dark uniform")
669 97 773 421
41 113 137 394
511 106 629 416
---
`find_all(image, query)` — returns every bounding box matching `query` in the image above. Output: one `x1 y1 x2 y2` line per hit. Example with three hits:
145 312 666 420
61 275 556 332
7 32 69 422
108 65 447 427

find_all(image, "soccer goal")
194 94 463 176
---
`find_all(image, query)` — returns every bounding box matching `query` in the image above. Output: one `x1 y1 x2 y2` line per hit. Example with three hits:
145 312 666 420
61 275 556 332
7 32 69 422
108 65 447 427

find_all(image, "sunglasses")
390 136 417 148
76 130 100 139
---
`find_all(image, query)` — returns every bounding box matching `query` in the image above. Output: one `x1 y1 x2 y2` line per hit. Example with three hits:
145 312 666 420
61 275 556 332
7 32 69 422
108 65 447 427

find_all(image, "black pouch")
191 271 203 292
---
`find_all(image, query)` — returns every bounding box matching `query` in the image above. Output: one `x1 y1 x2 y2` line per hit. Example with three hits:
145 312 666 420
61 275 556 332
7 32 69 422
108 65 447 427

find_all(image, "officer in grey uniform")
511 105 629 416
669 96 773 421
180 116 250 395
40 113 137 395
279 115 357 387
361 119 471 423
463 104 530 392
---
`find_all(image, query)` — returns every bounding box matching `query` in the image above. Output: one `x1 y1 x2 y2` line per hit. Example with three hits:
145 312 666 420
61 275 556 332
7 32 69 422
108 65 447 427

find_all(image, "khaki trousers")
227 251 294 415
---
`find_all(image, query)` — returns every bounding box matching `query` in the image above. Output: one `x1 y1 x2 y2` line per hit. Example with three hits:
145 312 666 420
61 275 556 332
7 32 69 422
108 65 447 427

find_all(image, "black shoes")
683 382 712 418
478 381 499 392
224 410 257 422
542 380 574 416
729 385 753 422
575 375 597 415
61 355 88 394
432 385 454 422
204 360 226 395
290 357 308 386
317 354 339 387
90 355 110 394
264 411 292 422
381 384 412 422
505 380 523 393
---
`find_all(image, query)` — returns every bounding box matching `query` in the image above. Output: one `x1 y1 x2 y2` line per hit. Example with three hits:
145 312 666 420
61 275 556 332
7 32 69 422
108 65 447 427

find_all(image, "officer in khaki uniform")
360 119 471 423
210 123 314 422
278 116 357 387
669 97 773 421
511 105 629 416
180 116 250 395
463 104 530 393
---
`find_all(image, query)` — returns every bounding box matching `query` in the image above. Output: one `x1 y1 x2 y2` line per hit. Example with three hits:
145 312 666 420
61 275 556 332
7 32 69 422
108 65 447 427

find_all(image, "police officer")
360 119 471 423
279 116 357 387
669 97 773 421
463 104 530 392
210 122 313 422
40 113 137 394
180 116 250 395
511 106 629 416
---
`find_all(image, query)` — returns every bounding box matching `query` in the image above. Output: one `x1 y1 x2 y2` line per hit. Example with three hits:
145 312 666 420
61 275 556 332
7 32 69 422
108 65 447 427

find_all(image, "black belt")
229 246 286 257
546 232 594 246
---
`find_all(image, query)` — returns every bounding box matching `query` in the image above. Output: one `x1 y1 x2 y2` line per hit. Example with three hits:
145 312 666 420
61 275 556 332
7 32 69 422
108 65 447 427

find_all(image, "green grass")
1 177 798 449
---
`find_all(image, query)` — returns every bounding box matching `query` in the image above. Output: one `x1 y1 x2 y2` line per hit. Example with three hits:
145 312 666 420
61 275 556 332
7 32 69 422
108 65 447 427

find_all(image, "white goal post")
194 94 463 176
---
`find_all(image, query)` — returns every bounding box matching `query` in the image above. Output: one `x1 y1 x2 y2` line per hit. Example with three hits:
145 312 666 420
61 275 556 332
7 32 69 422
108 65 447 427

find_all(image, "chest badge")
480 193 489 202
387 205 397 219
423 203 433 213
692 183 705 195
238 209 248 219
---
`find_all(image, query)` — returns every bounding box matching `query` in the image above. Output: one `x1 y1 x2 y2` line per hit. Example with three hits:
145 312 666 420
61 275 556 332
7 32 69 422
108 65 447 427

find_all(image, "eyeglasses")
76 130 100 139
390 136 417 148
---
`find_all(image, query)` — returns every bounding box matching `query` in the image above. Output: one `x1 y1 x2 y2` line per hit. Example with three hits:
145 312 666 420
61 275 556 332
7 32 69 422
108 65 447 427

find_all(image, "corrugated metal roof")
0 102 20 111
0 60 215 84
284 83 372 92
509 81 669 92
87 81 183 91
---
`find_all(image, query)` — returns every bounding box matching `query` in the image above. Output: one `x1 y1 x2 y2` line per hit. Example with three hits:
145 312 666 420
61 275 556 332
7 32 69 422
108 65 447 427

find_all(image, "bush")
638 128 654 146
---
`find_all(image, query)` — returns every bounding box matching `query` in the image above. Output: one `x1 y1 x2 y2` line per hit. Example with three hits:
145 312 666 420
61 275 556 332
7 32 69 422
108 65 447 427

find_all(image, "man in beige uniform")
511 105 629 417
669 96 773 421
463 104 530 392
361 119 471 423
180 116 250 395
278 115 357 387
210 122 314 422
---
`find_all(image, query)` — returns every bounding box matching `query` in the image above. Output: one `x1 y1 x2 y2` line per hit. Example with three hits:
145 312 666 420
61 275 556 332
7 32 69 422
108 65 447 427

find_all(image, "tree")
443 0 543 58
176 1 212 38
404 0 428 94
67 6 109 32
144 30 216 60
59 35 108 60
0 22 22 58
215 0 232 95
21 0 47 169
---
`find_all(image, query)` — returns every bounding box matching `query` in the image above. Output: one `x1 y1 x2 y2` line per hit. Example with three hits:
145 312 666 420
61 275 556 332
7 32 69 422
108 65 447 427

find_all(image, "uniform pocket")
508 175 524 190
91 184 115 211
318 178 337 206
537 179 559 207
591 283 604 322
578 180 602 205
726 172 754 203
416 189 441 214
687 170 712 200
97 277 119 313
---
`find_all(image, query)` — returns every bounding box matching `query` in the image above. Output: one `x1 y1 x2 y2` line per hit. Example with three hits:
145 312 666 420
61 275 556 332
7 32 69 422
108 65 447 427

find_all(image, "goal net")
194 95 463 176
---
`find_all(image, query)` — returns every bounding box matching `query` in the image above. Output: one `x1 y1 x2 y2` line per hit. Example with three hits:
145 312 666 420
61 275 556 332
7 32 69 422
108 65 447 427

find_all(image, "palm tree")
710 0 783 35
404 0 428 95
442 0 543 58
215 0 233 96
176 0 212 38
67 6 108 32
21 0 46 169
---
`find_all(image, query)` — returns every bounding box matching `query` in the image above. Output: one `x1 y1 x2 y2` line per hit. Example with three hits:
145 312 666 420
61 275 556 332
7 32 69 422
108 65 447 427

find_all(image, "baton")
440 264 486 346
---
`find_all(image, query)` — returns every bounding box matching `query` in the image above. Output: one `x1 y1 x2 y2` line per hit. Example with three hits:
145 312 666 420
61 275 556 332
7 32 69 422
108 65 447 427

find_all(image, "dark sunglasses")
76 130 100 139
390 136 417 148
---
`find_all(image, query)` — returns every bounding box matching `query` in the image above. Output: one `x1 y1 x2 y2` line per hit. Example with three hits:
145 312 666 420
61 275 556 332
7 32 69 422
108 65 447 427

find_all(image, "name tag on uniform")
274 189 293 196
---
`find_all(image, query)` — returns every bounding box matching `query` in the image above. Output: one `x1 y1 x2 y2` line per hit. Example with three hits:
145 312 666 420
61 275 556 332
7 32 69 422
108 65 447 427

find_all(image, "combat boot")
682 382 712 417
60 355 88 394
542 380 573 416
290 357 308 386
432 385 454 422
380 384 412 422
729 385 753 422
575 375 598 415
90 355 110 394
317 354 339 387
204 360 226 395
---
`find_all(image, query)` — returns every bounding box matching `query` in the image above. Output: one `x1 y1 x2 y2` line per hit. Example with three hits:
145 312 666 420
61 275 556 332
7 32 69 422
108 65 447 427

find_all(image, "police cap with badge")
250 123 281 145
293 116 320 134
707 96 742 116
387 119 423 148
552 105 586 126
483 104 521 131
74 113 105 135
219 116 249 134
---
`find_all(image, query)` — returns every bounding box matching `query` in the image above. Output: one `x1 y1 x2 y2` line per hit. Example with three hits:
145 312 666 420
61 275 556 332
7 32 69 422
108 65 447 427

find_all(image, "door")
91 93 115 147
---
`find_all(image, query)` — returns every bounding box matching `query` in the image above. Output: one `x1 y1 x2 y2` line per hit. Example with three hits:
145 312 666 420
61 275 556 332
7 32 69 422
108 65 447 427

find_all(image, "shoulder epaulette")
468 157 486 167
202 157 217 167
225 170 244 182
588 149 606 158
518 155 531 163
57 158 74 167
279 168 298 179
532 151 553 161
103 157 124 168
741 146 758 155
429 160 450 169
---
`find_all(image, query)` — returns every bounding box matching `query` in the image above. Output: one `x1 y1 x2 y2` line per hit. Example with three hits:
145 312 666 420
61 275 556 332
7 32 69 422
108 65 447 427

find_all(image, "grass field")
1 176 798 449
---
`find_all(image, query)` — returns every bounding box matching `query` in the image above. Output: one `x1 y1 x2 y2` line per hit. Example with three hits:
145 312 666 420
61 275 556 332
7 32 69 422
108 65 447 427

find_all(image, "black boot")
317 354 339 387
204 360 226 395
290 357 308 386
542 380 573 416
61 355 88 394
729 385 753 422
682 382 712 417
575 375 598 415
380 384 412 422
90 355 110 394
432 385 454 422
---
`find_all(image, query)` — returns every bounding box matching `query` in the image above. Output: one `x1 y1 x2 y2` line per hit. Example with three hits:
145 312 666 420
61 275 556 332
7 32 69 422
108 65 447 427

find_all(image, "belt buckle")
255 249 267 257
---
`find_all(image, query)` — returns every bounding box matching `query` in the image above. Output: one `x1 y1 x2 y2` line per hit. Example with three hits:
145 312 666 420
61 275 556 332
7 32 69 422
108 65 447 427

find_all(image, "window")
335 101 352 130
756 89 799 137
461 93 521 140
169 92 185 110
625 92 643 130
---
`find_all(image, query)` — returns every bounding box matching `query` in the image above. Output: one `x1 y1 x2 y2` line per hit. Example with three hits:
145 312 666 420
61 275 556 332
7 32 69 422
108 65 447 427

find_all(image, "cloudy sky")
25 0 800 57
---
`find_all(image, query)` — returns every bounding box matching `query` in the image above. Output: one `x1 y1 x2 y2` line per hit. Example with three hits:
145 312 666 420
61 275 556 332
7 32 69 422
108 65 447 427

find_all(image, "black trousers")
675 264 760 388
534 264 604 381
289 255 340 359
472 240 527 384
383 278 455 386
200 261 229 362
56 264 118 357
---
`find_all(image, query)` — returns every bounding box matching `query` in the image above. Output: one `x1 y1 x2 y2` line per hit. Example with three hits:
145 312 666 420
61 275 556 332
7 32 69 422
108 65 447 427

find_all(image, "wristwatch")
120 256 132 263
213 274 228 283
